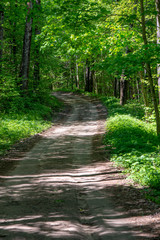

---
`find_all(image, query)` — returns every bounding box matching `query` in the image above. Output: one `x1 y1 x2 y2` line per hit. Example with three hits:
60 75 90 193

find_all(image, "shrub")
102 97 160 193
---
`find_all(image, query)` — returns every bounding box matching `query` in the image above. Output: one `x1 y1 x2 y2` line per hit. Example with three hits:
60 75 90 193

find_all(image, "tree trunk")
120 47 131 105
136 78 140 100
114 77 120 98
120 72 128 105
76 59 79 89
85 59 93 92
33 0 41 89
19 1 33 92
70 60 74 90
85 60 90 92
0 6 4 74
12 22 17 76
33 42 40 88
140 0 160 135
156 0 160 104
93 71 98 94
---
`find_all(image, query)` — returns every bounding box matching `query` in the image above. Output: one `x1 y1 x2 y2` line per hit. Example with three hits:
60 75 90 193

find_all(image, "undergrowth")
0 90 63 155
101 97 160 204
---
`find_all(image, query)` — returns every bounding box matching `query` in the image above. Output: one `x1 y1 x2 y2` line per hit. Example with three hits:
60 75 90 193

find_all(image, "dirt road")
0 92 159 239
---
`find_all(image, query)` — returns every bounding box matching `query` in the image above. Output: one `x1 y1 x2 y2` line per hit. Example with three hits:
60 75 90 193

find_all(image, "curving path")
0 92 159 239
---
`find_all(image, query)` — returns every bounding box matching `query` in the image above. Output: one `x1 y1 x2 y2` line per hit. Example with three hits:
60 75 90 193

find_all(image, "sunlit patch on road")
0 93 158 239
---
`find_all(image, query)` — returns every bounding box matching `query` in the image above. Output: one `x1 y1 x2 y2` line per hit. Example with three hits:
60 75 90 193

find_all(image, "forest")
0 0 160 202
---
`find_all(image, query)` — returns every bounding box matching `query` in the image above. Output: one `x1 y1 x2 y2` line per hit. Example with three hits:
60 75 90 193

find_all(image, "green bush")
104 115 157 154
102 96 160 195
0 114 51 155
0 89 63 155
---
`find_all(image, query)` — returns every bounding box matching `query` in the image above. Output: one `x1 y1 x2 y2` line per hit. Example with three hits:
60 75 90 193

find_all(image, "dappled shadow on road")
0 93 159 239
0 152 159 239
0 135 159 239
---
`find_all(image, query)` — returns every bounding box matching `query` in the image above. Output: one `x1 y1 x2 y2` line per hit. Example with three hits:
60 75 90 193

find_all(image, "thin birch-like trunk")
33 0 41 88
156 0 160 104
140 0 160 135
19 1 33 92
0 6 4 74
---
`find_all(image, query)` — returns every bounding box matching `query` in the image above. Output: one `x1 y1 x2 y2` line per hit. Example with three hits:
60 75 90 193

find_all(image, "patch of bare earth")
0 92 159 240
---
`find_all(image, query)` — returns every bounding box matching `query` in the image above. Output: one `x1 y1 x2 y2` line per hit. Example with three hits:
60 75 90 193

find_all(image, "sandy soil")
0 92 159 240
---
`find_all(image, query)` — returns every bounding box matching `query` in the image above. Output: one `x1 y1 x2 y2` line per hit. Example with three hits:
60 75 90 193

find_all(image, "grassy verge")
101 97 160 204
0 93 63 155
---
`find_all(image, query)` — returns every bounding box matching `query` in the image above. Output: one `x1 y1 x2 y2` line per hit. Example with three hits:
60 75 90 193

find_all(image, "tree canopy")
1 0 160 134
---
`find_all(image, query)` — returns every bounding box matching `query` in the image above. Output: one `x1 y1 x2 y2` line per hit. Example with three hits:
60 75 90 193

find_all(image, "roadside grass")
0 93 63 156
101 97 160 204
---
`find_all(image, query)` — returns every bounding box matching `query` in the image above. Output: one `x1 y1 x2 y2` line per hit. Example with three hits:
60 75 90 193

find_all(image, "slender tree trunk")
9 2 18 77
114 77 120 98
33 41 40 87
114 78 118 98
90 69 94 92
76 59 79 89
140 0 160 135
33 0 41 89
93 71 97 93
120 47 130 105
19 1 33 92
0 6 4 74
85 59 90 92
85 59 93 92
12 22 17 76
70 60 74 90
120 72 128 105
83 63 85 90
156 0 160 104
136 78 140 100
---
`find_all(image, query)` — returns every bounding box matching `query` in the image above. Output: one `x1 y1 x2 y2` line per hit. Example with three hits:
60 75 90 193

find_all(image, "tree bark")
0 5 4 74
76 58 79 89
70 60 75 90
19 1 33 92
156 0 160 104
85 59 90 92
136 78 140 100
120 72 128 105
85 59 93 92
114 77 120 98
12 22 17 76
120 46 131 105
33 0 41 88
140 0 160 135
93 71 97 94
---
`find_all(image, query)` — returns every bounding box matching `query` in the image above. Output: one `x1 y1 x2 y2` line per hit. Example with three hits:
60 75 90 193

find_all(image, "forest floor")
0 92 159 240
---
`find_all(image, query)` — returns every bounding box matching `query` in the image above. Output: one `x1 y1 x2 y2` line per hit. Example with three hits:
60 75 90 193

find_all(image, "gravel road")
0 92 159 240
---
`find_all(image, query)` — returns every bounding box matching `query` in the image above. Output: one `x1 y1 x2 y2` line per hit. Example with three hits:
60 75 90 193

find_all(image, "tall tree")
19 1 33 92
85 59 94 92
33 0 41 88
0 4 4 74
156 0 160 104
120 72 128 105
140 0 160 135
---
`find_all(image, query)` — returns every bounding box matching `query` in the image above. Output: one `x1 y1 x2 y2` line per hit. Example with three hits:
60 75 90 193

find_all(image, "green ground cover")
0 92 62 155
101 97 160 204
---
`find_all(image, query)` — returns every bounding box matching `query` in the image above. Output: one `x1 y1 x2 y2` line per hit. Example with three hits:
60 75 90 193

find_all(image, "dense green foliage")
102 97 160 203
0 95 62 155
